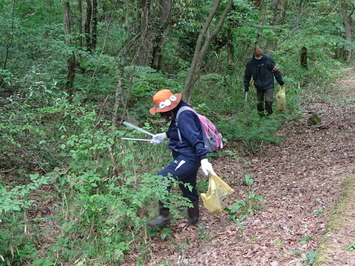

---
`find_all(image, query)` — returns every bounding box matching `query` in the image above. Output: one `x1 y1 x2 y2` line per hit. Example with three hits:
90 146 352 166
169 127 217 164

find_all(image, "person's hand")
200 159 216 176
244 87 249 92
150 133 167 144
279 81 284 86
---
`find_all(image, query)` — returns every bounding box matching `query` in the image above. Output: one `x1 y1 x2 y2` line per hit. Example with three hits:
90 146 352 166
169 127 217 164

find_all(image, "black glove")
244 87 249 92
279 81 284 86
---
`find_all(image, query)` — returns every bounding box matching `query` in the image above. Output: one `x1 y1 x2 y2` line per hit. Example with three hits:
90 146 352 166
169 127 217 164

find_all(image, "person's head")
149 89 182 122
253 45 263 60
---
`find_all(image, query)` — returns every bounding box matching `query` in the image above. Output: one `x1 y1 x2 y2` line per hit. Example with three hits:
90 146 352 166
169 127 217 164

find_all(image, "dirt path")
130 69 355 266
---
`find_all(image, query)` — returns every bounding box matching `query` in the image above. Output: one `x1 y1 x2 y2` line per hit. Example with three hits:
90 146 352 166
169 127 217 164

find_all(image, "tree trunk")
267 0 287 50
137 0 172 68
341 8 352 62
150 0 172 70
271 0 286 26
257 0 267 43
137 0 152 66
84 0 98 52
123 0 130 55
252 0 263 7
91 0 98 51
85 0 92 51
183 0 233 103
63 1 76 98
78 0 83 47
300 46 308 70
63 2 71 46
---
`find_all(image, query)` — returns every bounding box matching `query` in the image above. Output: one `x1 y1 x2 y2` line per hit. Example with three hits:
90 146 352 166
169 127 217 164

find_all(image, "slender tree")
150 0 172 70
183 0 233 103
136 0 172 68
63 1 76 98
340 0 353 61
84 0 98 52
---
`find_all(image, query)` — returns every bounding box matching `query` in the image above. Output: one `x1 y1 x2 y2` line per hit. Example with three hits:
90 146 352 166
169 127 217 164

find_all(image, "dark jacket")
244 54 284 90
166 101 207 160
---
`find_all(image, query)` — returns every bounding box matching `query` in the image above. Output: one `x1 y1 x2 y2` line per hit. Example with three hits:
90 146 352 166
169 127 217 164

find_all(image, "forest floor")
123 69 355 266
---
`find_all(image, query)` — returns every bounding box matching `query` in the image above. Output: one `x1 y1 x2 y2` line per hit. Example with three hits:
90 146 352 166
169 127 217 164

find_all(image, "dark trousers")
157 155 200 202
256 88 274 117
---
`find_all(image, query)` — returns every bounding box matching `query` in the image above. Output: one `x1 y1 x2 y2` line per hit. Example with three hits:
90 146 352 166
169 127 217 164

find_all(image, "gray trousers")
256 88 274 117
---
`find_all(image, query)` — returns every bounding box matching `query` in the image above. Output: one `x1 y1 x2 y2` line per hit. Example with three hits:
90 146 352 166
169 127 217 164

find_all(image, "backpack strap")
175 106 195 143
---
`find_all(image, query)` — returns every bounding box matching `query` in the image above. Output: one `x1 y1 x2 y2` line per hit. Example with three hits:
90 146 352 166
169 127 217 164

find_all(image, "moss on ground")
314 173 355 265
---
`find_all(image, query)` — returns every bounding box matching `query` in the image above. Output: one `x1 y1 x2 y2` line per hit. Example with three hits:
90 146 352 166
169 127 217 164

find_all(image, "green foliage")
0 174 49 213
346 243 355 251
312 208 324 215
0 174 51 265
191 74 303 157
126 66 182 97
226 174 264 228
294 236 317 265
0 0 63 78
148 226 174 241
301 235 314 245
303 250 317 265
39 169 189 265
218 112 285 155
243 174 254 186
123 65 183 121
16 101 186 264
0 94 84 172
192 73 243 116
0 88 184 264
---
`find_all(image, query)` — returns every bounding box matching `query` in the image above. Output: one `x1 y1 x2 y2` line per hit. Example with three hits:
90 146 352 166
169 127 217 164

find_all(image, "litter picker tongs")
121 121 155 141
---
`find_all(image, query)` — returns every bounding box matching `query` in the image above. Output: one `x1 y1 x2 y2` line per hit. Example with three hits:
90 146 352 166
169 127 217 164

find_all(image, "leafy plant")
159 227 173 240
312 208 324 215
0 174 51 265
225 174 264 228
243 174 254 186
303 250 317 265
346 243 355 251
37 170 188 265
218 112 286 155
197 223 214 242
301 235 314 245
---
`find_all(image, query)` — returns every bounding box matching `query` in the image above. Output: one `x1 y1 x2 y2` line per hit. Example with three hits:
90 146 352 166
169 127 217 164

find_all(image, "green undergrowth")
0 63 347 264
313 173 355 265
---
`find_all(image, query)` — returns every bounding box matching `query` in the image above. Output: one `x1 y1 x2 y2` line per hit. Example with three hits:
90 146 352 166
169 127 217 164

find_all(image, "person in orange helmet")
147 89 216 228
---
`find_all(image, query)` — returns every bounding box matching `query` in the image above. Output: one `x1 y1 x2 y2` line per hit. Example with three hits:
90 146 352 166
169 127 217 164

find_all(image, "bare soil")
124 69 355 266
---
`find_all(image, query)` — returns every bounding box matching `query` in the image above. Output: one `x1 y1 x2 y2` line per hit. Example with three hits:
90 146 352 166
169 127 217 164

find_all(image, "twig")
21 147 47 174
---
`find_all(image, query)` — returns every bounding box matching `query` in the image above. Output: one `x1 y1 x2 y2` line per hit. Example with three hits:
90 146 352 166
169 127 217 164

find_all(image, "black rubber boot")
147 202 170 227
186 201 199 227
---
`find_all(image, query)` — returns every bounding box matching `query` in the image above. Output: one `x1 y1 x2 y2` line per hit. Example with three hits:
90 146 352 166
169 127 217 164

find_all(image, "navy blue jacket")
244 54 284 90
166 101 207 160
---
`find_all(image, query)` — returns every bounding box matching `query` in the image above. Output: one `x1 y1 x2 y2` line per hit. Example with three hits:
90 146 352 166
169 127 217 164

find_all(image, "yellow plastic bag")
200 174 235 214
276 86 286 111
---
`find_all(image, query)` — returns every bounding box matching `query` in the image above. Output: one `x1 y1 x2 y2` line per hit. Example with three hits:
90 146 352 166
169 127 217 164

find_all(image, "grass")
313 174 355 265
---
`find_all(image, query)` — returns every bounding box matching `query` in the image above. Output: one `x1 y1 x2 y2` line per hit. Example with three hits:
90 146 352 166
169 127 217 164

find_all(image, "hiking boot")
186 201 199 227
147 202 170 227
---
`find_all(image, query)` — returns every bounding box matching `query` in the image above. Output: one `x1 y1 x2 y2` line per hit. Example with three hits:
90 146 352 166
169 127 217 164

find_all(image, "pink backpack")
176 106 223 153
